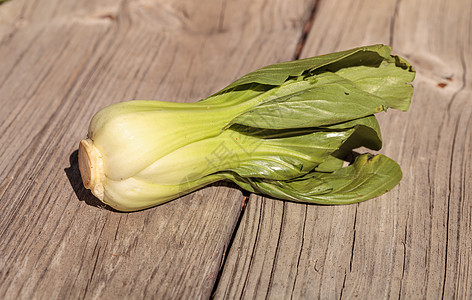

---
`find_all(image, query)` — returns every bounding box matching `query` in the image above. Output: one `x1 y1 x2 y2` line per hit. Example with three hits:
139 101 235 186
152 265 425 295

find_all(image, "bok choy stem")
79 44 415 212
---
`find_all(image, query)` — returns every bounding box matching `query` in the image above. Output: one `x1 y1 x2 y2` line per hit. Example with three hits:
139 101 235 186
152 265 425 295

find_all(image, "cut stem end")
78 139 105 200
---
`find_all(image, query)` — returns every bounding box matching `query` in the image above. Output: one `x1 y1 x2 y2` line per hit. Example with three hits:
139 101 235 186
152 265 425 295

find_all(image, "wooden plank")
0 0 315 298
214 0 472 298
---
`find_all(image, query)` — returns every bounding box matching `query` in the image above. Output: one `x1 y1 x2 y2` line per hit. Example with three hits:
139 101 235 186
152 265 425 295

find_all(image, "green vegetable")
78 44 415 212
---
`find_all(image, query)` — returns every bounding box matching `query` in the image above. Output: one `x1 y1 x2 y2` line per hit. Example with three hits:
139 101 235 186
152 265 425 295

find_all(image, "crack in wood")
441 46 468 297
389 0 402 47
446 48 467 112
442 98 466 299
339 270 347 300
266 201 286 298
83 243 102 298
349 205 358 273
293 0 320 60
217 0 227 32
290 205 308 300
441 115 460 300
398 212 409 300
238 196 263 298
210 194 250 299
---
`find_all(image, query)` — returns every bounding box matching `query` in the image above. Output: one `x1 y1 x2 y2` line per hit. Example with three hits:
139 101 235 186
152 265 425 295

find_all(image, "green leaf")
224 154 402 205
315 115 383 172
223 112 383 180
335 57 415 111
199 83 268 106
231 72 387 129
311 154 402 204
227 128 355 180
218 44 392 92
314 155 345 173
323 114 382 151
214 44 414 130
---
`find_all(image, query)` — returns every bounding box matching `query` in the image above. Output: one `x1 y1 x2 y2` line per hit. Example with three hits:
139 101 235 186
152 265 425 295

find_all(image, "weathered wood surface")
0 0 470 299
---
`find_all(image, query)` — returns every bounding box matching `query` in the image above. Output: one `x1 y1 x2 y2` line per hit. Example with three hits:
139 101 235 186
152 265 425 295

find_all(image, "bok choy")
78 44 415 212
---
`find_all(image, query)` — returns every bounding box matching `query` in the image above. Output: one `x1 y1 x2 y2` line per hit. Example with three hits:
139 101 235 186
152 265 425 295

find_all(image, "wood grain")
214 0 472 299
1 0 471 298
0 0 315 298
